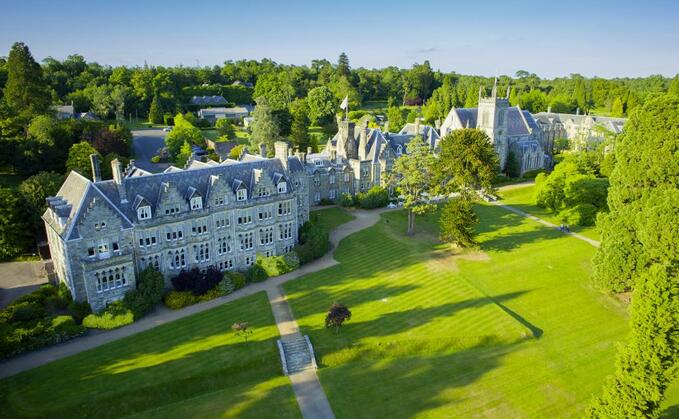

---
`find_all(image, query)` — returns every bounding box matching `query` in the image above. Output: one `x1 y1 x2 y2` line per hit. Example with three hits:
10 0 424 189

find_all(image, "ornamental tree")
392 135 436 235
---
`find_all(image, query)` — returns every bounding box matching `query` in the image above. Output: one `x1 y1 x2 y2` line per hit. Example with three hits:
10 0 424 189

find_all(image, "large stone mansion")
43 142 309 311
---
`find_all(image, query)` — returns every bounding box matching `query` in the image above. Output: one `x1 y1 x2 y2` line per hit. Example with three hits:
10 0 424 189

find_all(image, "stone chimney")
576 107 580 116
259 143 267 157
111 158 128 203
89 154 101 182
358 124 368 160
547 106 552 114
307 146 313 155
274 141 289 171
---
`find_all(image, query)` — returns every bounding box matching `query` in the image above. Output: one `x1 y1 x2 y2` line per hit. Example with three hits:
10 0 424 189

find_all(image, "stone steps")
278 335 317 375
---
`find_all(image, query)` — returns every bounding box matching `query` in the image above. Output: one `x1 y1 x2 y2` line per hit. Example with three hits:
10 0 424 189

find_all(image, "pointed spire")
478 85 484 102
506 85 511 99
491 77 498 98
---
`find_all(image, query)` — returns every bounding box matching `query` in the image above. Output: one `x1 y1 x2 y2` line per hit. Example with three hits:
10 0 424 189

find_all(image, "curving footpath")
494 182 600 248
0 208 388 417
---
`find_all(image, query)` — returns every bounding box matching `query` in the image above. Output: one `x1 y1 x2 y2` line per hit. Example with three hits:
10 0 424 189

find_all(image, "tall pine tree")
4 42 51 118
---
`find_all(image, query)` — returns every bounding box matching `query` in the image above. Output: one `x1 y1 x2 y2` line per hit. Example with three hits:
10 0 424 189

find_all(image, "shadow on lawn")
0 335 292 419
320 337 527 418
300 290 539 368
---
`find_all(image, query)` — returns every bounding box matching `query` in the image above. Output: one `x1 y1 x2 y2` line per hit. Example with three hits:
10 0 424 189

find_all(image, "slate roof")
533 112 626 134
45 156 305 240
190 96 228 106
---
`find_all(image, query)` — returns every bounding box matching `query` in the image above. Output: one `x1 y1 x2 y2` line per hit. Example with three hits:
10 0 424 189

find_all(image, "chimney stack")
307 146 313 155
111 159 128 203
274 141 289 170
89 154 101 182
259 143 267 157
576 107 580 116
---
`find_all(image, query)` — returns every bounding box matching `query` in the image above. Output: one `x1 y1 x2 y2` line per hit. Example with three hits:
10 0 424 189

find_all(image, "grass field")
0 293 300 419
311 207 355 232
283 204 674 417
498 184 600 241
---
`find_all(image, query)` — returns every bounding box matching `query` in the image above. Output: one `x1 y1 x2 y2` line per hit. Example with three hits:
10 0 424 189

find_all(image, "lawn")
283 204 677 417
498 183 601 241
203 128 250 145
0 293 300 419
311 207 355 232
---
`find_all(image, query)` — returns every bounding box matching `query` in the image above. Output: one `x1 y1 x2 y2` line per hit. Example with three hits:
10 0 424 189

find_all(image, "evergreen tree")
588 95 679 417
289 98 310 151
18 171 63 237
611 96 624 117
249 97 281 154
337 52 350 78
0 187 33 260
439 196 478 248
434 128 498 194
148 93 164 124
669 74 679 96
4 42 51 119
592 94 679 292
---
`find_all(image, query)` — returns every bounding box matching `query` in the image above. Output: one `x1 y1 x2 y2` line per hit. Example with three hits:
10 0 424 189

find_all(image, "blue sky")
1 0 678 78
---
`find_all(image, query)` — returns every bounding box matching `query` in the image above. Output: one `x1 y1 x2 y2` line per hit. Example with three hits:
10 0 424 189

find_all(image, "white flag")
339 96 349 110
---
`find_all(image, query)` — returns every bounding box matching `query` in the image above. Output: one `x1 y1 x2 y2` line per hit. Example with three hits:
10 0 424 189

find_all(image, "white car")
387 203 397 209
162 127 172 132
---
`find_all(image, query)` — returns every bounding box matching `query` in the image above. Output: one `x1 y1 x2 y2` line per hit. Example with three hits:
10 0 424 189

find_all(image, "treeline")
1 45 678 125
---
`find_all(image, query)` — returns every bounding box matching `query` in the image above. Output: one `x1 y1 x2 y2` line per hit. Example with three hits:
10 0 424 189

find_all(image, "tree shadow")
317 337 527 418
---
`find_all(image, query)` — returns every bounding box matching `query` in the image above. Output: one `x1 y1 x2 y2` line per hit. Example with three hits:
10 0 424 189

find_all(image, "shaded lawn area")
203 128 250 145
498 184 601 241
283 204 641 417
0 293 300 419
311 207 355 232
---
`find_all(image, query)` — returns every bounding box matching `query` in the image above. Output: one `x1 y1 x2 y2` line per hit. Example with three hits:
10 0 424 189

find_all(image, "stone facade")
43 142 309 312
533 111 626 151
304 119 440 204
440 81 551 175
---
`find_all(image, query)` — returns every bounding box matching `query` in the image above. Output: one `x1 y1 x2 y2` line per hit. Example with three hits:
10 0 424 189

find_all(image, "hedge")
0 285 86 359
82 301 134 330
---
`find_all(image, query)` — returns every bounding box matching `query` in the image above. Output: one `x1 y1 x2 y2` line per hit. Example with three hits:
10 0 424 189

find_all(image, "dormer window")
396 145 403 155
137 205 151 220
237 189 247 201
277 182 287 193
190 196 203 210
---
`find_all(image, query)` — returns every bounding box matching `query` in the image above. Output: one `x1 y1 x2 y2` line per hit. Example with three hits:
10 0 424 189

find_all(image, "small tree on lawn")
439 195 479 248
392 135 436 236
325 302 351 334
232 322 253 344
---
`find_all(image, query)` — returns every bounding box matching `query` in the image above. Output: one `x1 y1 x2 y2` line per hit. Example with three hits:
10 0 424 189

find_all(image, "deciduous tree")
392 135 436 235
325 302 351 333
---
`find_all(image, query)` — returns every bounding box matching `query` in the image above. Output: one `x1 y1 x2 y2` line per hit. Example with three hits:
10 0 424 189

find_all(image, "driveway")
132 129 170 173
0 261 48 308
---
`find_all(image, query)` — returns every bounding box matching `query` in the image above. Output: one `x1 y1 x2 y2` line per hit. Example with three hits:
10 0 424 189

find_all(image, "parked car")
162 127 172 132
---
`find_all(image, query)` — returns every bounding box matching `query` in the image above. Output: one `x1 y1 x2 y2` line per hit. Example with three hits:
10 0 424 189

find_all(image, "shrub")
124 267 165 319
295 216 330 264
247 263 269 282
150 155 161 163
339 193 354 207
82 301 134 330
171 267 222 296
196 288 222 302
10 302 45 322
356 186 389 209
164 291 196 310
256 254 297 277
51 315 85 338
217 276 235 296
283 252 300 271
227 271 247 289
0 285 87 359
67 301 92 324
